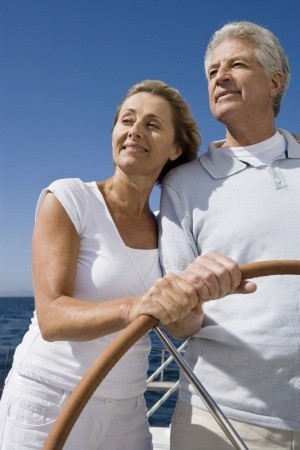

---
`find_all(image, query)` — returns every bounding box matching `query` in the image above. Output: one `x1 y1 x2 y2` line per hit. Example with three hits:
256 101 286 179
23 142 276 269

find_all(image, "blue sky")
1 0 299 295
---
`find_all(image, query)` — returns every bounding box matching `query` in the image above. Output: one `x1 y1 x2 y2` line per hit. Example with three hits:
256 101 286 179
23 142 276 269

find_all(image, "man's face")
207 39 276 126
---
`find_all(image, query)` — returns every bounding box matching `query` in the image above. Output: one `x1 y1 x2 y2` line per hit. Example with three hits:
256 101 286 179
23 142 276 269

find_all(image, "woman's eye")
121 118 133 124
148 122 159 129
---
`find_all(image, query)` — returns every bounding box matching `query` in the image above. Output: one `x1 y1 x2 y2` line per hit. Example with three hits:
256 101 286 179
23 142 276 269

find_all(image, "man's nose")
214 65 232 84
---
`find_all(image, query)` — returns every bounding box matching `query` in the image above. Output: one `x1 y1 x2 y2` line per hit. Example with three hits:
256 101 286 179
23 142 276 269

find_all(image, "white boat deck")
151 426 170 449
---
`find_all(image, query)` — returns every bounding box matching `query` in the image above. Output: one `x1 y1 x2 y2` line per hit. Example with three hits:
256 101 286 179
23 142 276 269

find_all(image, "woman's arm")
33 193 200 342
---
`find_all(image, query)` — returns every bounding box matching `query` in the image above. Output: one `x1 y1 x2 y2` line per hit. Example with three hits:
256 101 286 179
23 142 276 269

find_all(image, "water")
0 296 180 427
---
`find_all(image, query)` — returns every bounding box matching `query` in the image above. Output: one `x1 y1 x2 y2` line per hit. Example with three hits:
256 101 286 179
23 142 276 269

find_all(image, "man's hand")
180 252 257 311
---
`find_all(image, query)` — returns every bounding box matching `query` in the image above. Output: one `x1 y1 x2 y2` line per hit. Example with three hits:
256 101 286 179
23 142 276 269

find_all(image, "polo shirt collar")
200 128 300 179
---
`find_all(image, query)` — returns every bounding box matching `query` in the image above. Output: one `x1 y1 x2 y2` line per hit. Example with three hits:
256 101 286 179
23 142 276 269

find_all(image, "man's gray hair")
204 21 290 116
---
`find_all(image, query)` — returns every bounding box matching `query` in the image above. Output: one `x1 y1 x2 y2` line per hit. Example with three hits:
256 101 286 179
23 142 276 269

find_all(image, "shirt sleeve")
35 178 86 235
158 172 199 275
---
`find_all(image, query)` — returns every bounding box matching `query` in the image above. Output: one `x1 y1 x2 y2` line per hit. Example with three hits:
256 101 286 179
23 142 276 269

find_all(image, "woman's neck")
97 175 158 249
98 174 153 217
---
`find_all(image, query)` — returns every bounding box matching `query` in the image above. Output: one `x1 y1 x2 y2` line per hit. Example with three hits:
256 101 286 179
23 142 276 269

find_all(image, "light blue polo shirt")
159 129 300 430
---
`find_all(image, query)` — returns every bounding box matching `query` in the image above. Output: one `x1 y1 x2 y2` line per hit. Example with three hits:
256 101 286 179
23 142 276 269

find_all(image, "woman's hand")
128 274 199 325
129 252 257 327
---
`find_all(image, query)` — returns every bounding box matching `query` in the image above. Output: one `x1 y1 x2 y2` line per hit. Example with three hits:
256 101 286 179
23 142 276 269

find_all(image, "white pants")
0 369 153 450
171 399 300 450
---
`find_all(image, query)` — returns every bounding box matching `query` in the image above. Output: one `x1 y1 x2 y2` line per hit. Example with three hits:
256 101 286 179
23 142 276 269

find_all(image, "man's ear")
270 72 285 97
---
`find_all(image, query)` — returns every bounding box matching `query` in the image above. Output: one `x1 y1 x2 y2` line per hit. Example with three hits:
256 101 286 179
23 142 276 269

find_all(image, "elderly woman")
0 80 251 450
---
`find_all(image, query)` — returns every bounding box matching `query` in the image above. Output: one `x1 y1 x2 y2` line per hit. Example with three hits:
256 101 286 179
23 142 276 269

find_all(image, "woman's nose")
128 122 143 138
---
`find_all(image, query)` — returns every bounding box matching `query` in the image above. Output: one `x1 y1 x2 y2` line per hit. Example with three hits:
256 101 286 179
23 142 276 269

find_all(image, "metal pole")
154 327 249 450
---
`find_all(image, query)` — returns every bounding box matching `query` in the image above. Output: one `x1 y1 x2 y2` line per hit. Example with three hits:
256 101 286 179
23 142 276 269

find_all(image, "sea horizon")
0 292 34 298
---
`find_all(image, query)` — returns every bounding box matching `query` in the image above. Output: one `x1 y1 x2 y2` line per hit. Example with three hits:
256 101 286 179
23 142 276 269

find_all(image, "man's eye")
122 118 133 124
233 62 245 68
209 69 218 79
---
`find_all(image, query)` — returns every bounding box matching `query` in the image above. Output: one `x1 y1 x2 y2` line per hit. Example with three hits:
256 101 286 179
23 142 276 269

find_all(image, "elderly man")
160 21 300 449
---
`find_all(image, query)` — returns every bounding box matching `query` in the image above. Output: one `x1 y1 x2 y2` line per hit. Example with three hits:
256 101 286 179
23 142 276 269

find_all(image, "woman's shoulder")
46 178 98 196
48 177 84 191
37 178 96 230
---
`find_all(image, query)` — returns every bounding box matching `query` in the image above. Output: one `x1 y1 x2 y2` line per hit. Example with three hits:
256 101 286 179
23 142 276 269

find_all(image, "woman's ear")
169 146 183 161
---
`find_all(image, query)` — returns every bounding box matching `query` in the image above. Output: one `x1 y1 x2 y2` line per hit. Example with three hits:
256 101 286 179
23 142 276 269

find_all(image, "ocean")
0 296 180 427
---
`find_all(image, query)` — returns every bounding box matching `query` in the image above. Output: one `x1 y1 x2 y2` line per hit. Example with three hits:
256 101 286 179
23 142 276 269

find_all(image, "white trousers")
170 399 300 450
0 369 153 450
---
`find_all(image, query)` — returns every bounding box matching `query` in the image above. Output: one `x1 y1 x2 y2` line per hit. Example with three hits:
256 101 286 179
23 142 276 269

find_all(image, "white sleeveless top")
13 178 162 398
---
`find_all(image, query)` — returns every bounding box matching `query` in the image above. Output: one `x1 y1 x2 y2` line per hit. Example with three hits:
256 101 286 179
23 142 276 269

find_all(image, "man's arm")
159 177 256 340
159 177 198 276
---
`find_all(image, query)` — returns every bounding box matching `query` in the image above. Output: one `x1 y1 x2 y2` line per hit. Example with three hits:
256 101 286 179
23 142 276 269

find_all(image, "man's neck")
222 124 277 148
220 131 286 166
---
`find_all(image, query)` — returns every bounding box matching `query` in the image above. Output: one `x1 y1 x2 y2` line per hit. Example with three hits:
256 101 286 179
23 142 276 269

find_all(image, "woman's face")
112 92 182 181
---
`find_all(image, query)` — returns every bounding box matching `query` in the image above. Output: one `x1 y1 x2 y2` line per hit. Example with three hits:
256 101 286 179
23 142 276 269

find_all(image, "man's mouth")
216 90 240 101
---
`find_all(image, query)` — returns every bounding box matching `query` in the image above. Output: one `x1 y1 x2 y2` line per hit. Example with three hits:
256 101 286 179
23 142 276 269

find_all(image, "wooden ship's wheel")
43 260 300 450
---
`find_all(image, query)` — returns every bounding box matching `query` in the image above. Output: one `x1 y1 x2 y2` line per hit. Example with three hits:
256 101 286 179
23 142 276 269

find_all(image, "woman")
0 80 247 450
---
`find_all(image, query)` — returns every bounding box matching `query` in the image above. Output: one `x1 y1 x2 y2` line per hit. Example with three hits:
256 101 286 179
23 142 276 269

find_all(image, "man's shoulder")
278 128 300 158
164 157 204 182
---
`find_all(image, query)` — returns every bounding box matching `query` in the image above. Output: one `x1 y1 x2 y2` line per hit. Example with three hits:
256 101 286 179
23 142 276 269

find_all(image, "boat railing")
146 339 188 418
0 338 189 417
0 346 15 396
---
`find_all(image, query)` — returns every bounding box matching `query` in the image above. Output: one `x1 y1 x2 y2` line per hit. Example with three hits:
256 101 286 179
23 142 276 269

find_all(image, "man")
159 21 300 449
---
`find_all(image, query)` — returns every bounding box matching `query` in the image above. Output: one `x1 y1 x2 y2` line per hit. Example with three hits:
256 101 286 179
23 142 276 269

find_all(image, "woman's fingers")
129 253 257 325
131 274 199 325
